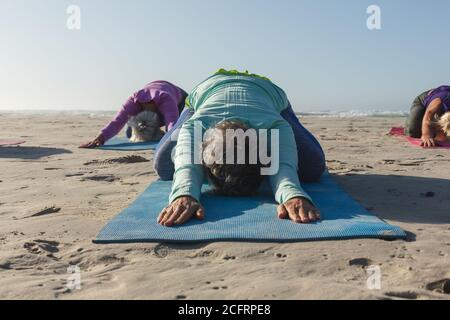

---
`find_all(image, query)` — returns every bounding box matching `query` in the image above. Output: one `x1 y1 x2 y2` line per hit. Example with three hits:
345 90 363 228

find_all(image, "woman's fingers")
195 205 205 220
158 198 204 227
79 138 103 149
430 139 436 147
286 204 301 223
422 138 436 148
164 205 186 226
308 208 321 221
282 198 321 224
298 206 310 223
173 203 205 225
277 204 289 219
79 142 92 148
157 208 168 223
174 204 196 225
160 206 174 225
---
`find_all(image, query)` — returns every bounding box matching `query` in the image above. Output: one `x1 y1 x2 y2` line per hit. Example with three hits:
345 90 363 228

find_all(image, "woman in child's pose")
406 85 450 148
80 81 188 148
154 69 326 227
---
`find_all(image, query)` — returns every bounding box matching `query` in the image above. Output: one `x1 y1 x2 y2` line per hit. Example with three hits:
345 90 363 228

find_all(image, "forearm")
270 165 313 204
421 114 433 137
168 123 204 203
169 166 204 203
422 98 443 138
269 121 313 204
101 98 141 141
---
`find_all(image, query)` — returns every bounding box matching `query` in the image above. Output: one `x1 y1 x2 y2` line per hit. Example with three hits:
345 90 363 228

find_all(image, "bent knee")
299 156 326 183
406 125 422 138
153 151 175 181
154 161 174 181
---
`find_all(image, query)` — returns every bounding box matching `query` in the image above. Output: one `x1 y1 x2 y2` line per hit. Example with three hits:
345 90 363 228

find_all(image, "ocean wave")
0 109 117 117
297 110 408 118
0 109 408 118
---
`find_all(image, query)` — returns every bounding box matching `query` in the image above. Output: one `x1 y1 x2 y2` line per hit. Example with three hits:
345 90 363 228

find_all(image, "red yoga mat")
0 140 26 146
389 127 450 149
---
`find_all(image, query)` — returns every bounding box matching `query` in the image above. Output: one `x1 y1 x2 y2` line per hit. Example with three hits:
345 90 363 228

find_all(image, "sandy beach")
0 114 449 300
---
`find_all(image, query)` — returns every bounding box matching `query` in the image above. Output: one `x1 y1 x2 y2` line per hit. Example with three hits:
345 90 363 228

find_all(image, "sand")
0 114 449 300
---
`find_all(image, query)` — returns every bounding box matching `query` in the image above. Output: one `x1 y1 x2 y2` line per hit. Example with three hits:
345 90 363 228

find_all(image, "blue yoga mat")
96 137 159 151
94 173 406 243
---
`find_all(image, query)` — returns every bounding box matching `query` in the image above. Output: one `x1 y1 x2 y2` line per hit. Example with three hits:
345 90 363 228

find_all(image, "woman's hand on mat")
158 196 205 227
420 135 436 148
277 197 321 224
79 134 105 148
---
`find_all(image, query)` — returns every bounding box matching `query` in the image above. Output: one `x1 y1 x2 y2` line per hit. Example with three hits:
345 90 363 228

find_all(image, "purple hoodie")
100 81 185 142
424 85 450 113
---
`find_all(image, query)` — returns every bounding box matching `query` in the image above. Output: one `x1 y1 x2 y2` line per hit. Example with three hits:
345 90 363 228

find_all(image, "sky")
1 0 449 113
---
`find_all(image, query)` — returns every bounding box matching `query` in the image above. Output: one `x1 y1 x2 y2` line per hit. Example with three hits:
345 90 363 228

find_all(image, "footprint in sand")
210 280 229 291
84 156 149 167
23 206 61 219
348 258 373 268
81 175 120 183
65 173 85 177
120 182 140 186
0 253 61 271
190 250 215 258
384 291 419 300
426 279 450 295
24 240 60 255
96 254 127 266
153 244 169 258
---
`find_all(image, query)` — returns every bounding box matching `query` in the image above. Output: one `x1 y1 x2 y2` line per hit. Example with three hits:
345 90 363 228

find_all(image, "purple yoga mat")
0 140 25 146
389 127 450 149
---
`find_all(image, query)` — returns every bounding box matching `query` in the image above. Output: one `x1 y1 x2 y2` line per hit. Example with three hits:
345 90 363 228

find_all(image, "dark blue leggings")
280 104 326 182
153 107 194 180
154 104 326 182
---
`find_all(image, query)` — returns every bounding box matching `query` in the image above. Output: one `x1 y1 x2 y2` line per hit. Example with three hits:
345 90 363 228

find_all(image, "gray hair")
202 120 264 196
438 112 450 137
128 111 164 142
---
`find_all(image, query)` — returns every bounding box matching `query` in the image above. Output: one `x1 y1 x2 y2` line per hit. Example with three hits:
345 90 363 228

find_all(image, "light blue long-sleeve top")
169 70 312 205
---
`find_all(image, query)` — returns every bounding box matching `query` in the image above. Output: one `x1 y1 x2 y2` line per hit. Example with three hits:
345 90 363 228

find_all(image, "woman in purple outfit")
80 81 188 148
405 85 450 148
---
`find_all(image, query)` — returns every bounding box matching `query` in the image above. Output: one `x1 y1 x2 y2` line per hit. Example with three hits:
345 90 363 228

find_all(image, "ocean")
0 109 409 118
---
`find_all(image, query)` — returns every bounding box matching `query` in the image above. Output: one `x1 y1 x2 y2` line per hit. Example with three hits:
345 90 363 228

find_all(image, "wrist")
284 195 313 205
172 195 198 204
